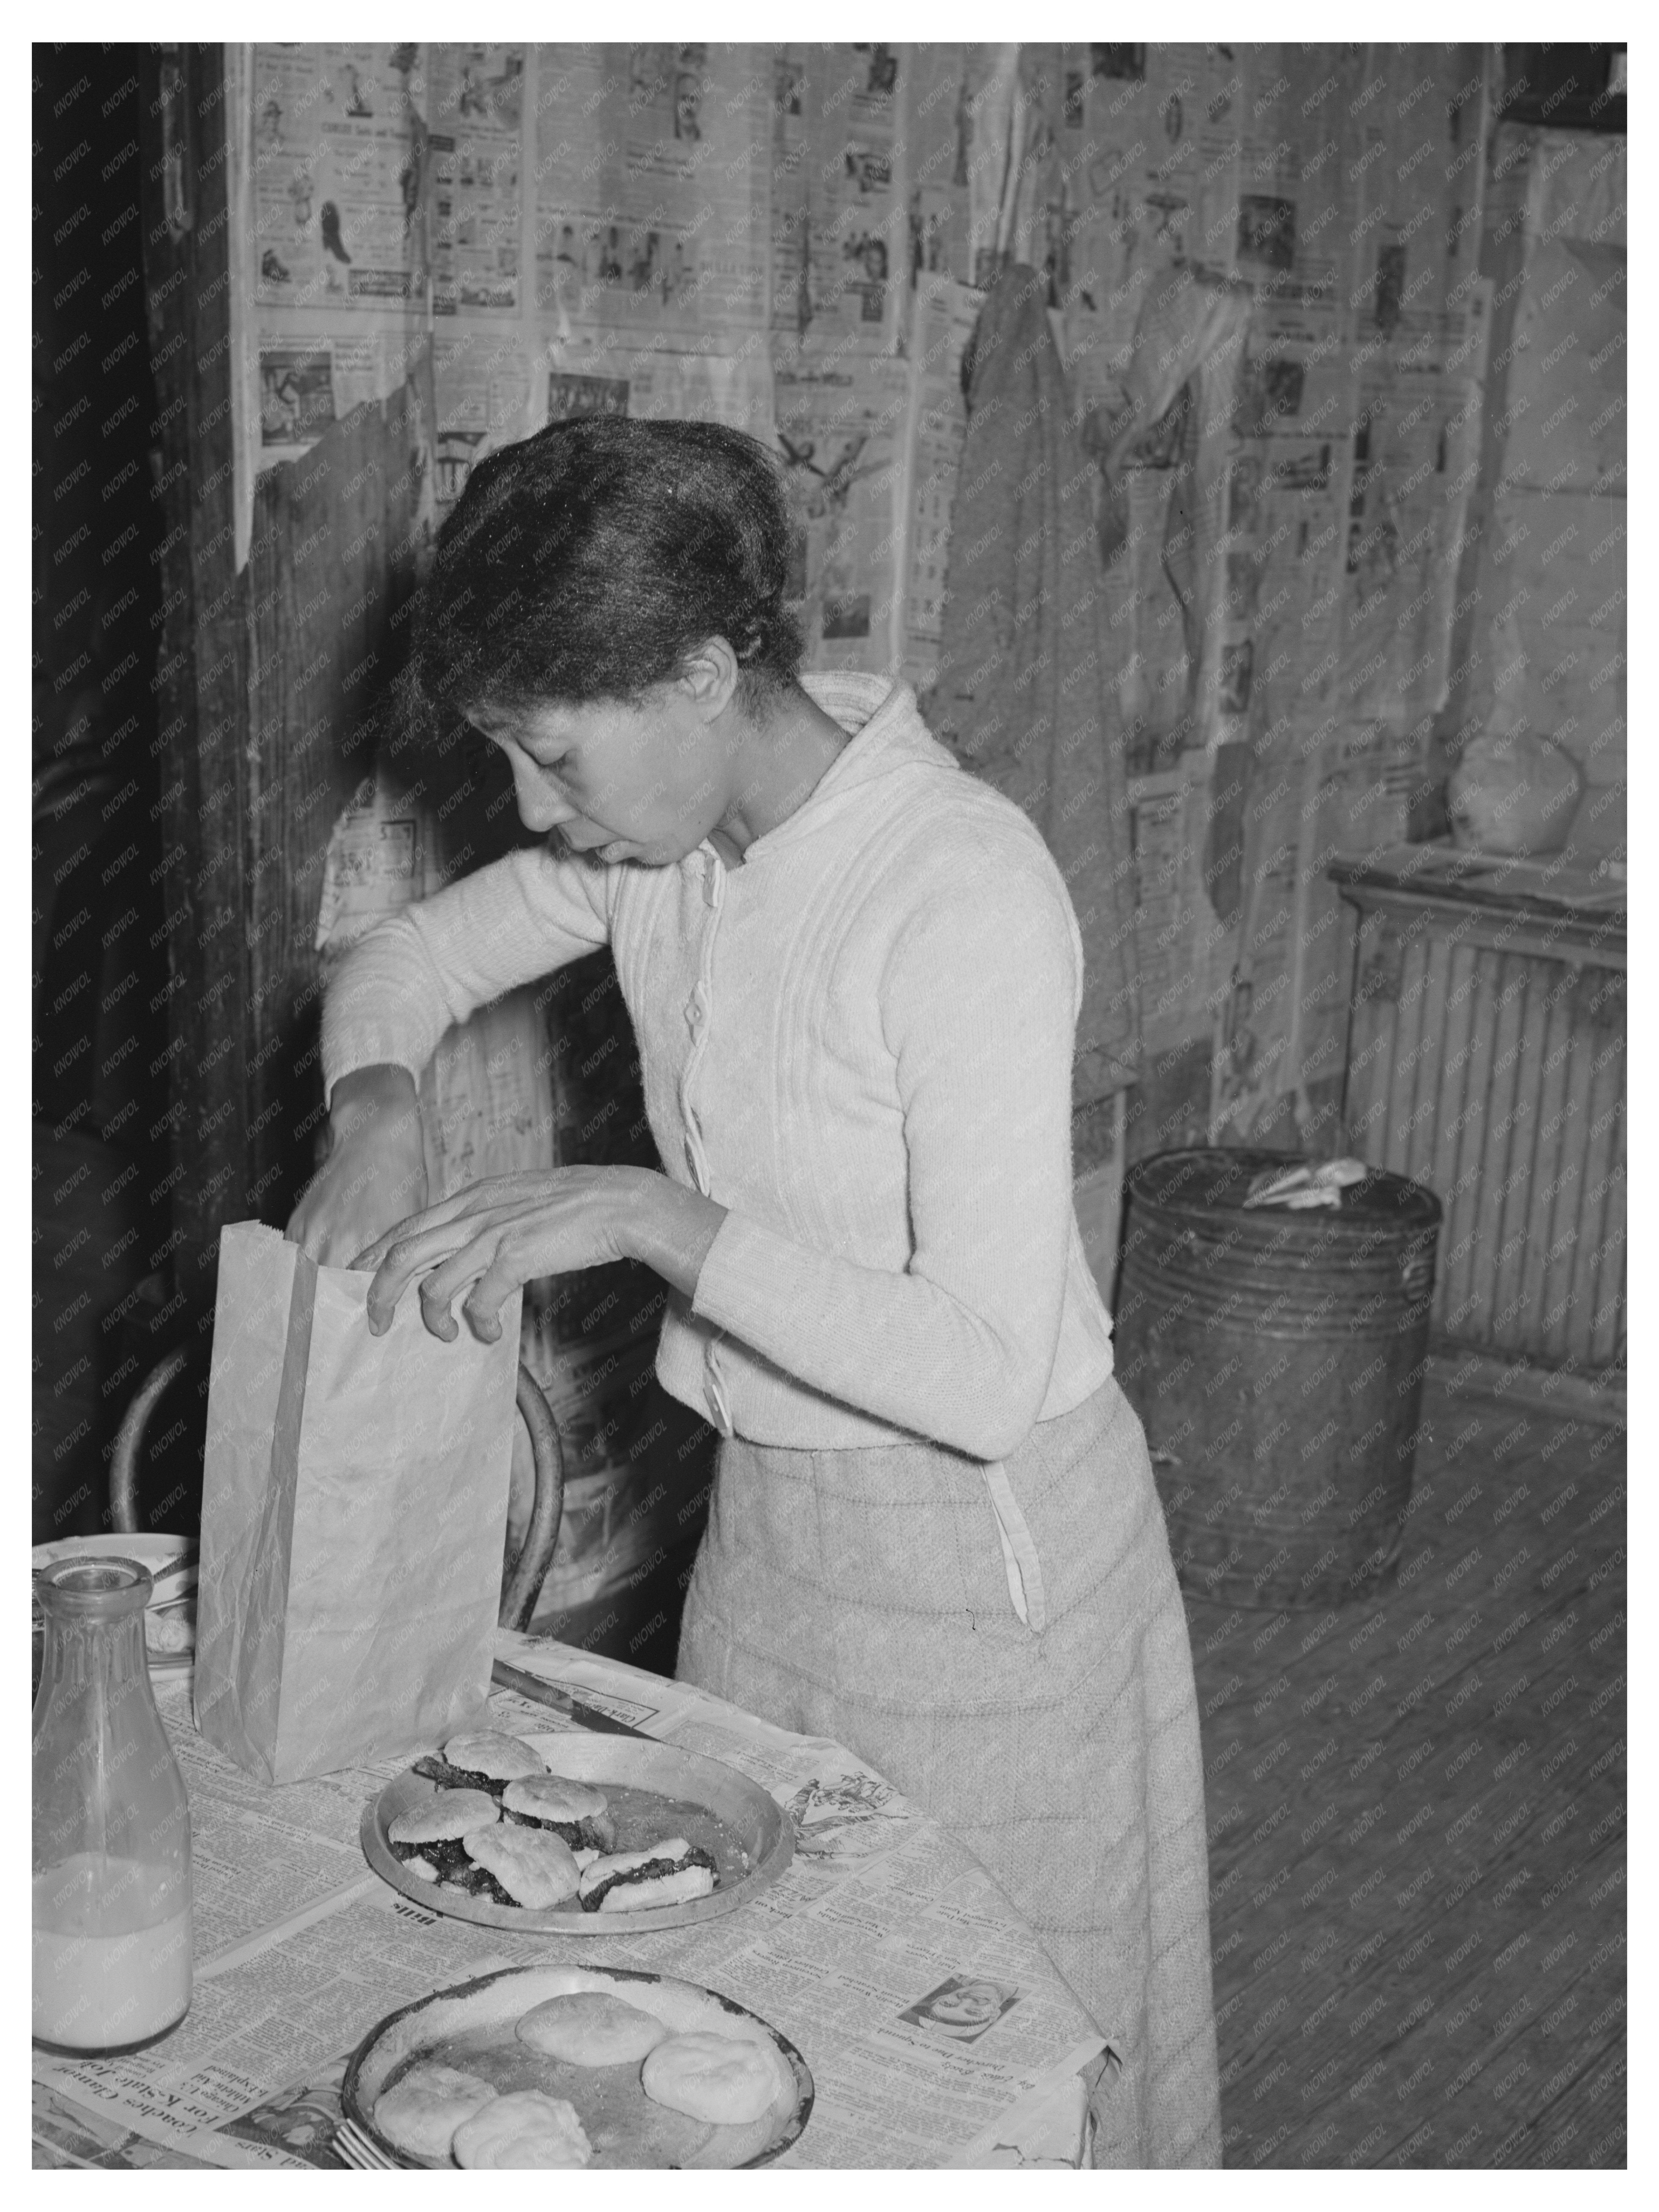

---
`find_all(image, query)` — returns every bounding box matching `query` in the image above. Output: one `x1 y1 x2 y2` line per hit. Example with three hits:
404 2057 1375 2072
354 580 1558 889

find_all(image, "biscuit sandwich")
577 1838 719 1914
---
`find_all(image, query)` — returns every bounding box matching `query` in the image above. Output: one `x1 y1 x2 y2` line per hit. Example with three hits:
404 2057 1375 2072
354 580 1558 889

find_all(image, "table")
33 1632 1114 2169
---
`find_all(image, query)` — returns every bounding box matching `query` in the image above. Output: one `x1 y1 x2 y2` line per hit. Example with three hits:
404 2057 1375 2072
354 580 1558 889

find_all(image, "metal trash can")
1113 1147 1440 1609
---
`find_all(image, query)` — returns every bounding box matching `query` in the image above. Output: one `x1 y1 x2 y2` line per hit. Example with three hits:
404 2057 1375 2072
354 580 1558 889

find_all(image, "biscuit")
374 2062 497 2161
640 2031 784 2126
442 1730 548 1784
452 2090 592 2169
592 1862 716 1914
500 1775 616 1851
516 1990 670 2067
388 1790 500 1845
463 1822 582 1909
577 1840 717 1913
502 1776 608 1824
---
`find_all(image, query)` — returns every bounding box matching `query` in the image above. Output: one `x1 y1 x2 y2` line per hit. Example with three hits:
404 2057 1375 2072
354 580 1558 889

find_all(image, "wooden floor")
1182 1375 1626 2169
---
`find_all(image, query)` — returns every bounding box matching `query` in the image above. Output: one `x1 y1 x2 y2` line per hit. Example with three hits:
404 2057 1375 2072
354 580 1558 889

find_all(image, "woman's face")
467 684 734 867
926 1981 1003 2027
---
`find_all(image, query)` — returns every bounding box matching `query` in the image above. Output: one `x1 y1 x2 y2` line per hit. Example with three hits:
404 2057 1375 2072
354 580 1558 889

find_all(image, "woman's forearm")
318 853 612 1109
689 1212 1061 1462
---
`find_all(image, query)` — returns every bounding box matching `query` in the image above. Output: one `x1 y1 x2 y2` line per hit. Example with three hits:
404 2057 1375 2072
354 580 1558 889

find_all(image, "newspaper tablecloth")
33 1632 1115 2170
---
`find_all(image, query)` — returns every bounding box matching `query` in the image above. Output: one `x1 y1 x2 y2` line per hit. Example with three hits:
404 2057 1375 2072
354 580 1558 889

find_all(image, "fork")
332 2118 397 2170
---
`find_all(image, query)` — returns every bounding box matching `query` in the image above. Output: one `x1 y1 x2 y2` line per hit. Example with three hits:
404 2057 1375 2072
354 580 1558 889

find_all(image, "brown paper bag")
195 1221 521 1783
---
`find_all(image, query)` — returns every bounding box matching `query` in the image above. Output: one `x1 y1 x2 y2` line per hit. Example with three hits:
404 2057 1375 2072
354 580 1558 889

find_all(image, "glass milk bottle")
33 1558 193 2055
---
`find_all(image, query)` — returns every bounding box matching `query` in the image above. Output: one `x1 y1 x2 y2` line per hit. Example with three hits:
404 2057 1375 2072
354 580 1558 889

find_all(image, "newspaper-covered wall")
231 39 1503 1156
238 43 919 660
248 44 430 492
1458 126 1626 872
1030 44 1496 1133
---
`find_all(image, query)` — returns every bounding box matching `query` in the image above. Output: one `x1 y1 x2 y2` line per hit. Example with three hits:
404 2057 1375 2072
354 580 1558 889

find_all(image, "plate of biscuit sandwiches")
340 1959 813 2169
361 1727 794 1933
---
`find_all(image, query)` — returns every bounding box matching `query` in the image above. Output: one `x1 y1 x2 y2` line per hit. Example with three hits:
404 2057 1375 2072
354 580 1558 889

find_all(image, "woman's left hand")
353 1167 656 1343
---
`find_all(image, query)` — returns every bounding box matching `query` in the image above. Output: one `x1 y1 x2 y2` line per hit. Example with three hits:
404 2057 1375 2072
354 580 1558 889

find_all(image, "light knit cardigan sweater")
321 672 1116 1463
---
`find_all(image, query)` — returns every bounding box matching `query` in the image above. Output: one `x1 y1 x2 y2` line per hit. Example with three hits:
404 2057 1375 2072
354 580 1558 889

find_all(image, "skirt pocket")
980 1461 1048 1632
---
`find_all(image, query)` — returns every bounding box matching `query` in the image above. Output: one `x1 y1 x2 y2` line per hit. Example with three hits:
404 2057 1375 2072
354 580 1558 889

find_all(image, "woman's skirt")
676 1372 1221 2167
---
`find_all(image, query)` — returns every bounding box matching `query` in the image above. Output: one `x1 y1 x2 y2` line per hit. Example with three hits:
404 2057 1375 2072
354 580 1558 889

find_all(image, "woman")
290 416 1220 2166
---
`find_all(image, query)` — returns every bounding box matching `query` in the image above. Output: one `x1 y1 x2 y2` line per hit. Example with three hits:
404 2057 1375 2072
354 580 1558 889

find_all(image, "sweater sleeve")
319 844 612 1101
690 832 1082 1461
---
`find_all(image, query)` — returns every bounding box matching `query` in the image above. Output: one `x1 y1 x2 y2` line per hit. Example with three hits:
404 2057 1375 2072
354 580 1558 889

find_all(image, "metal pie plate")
341 1959 812 2169
361 1733 793 1934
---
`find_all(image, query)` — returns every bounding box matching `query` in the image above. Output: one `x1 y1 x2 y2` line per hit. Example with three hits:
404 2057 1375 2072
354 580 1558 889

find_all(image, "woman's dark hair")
413 415 803 720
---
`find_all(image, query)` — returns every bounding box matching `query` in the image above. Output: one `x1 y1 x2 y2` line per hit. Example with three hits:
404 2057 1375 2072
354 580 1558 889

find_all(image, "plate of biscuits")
361 1727 793 1933
341 1961 811 2169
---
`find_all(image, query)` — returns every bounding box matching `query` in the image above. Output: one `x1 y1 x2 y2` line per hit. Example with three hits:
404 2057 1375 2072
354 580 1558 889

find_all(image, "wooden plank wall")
137 46 248 1300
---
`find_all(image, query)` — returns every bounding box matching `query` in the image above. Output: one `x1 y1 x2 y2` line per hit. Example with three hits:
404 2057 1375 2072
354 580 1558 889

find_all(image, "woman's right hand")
286 1064 428 1268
